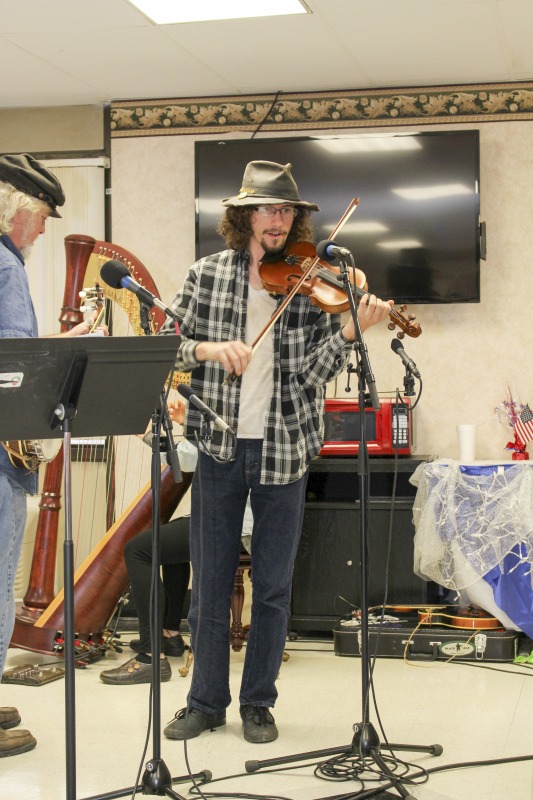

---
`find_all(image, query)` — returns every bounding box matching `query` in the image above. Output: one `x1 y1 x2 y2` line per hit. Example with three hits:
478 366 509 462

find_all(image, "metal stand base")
245 721 443 798
82 767 212 800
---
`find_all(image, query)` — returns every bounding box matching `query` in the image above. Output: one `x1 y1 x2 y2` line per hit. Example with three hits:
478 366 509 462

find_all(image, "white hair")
0 181 49 235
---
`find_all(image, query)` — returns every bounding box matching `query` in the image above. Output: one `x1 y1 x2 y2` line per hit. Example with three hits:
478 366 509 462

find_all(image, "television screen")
195 131 481 304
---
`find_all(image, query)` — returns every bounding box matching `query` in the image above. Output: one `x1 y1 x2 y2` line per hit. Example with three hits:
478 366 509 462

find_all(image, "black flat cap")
0 153 65 217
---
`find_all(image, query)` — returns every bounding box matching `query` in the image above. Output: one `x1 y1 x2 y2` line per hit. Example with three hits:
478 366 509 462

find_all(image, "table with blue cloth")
410 459 533 638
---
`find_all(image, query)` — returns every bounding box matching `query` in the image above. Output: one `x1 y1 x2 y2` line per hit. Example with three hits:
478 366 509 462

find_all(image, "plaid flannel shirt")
161 249 352 485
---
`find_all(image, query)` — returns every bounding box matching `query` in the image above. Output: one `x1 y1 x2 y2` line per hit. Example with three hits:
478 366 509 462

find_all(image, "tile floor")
1 632 532 800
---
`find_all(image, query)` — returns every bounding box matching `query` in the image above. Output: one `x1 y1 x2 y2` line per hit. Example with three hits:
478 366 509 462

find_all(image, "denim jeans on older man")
187 438 308 715
0 473 27 675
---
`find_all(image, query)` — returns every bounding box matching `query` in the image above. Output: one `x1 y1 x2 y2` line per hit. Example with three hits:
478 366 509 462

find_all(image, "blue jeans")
0 473 27 675
187 439 308 714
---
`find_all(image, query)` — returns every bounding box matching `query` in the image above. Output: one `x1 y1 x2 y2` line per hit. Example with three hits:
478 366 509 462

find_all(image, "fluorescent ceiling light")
197 198 226 215
129 0 309 24
340 221 389 234
393 184 472 201
315 136 422 154
377 240 423 250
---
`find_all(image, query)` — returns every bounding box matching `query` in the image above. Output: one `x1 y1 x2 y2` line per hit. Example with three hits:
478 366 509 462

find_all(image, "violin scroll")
387 304 421 339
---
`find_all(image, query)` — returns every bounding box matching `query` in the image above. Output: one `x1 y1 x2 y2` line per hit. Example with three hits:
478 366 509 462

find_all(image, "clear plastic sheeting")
410 459 533 591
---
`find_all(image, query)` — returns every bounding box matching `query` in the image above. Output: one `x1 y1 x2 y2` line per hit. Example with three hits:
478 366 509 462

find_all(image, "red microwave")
320 397 413 456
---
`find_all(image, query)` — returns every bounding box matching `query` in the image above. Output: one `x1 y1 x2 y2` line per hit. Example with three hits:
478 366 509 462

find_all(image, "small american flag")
515 404 533 445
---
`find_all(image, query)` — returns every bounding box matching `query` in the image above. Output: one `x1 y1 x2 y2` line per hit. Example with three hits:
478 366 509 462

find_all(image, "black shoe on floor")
129 634 186 657
163 633 187 657
164 707 226 740
240 705 278 743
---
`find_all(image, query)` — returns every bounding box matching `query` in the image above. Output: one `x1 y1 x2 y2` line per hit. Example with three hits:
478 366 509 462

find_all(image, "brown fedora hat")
222 160 319 210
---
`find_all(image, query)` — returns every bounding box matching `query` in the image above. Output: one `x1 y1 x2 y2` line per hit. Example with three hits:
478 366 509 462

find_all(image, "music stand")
0 336 205 800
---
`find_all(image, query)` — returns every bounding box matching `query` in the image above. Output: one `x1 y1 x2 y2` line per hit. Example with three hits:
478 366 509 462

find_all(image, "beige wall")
1 101 531 464
0 105 105 153
110 120 533 463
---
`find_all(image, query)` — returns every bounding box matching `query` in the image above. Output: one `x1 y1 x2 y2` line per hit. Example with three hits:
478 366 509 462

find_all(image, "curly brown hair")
217 206 315 251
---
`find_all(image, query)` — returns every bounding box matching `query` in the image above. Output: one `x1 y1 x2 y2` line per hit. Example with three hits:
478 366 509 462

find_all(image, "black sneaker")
129 634 186 657
163 633 187 657
240 705 278 743
164 707 226 740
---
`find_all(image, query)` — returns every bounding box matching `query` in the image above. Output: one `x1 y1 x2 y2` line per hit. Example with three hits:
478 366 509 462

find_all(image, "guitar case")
334 613 519 662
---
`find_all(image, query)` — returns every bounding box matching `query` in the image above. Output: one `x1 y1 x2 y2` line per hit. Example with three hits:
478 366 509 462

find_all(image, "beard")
259 232 289 257
19 242 35 259
16 214 39 259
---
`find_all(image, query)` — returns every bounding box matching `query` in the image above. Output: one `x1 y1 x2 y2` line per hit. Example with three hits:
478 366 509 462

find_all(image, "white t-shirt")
237 284 277 439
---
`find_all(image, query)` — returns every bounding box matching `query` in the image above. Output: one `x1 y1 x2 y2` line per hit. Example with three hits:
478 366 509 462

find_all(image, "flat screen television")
195 130 483 304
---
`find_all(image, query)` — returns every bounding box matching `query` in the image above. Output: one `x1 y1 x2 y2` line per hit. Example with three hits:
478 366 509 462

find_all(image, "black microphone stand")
83 301 211 800
402 367 416 398
243 256 442 798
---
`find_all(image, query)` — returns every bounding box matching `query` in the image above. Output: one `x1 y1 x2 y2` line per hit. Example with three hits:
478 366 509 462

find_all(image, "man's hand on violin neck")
195 340 252 375
343 295 394 339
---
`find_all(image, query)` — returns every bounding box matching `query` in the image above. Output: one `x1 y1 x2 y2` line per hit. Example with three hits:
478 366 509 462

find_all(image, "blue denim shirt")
0 234 39 495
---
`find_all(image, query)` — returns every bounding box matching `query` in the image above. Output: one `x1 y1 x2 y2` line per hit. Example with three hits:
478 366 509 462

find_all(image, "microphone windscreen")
315 240 338 262
177 383 194 401
391 338 403 353
100 259 130 288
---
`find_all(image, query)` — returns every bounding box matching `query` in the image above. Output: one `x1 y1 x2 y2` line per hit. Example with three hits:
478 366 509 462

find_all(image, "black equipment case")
334 616 518 663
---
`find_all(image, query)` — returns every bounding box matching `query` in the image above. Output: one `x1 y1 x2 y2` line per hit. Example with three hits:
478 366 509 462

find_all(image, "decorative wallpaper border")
110 82 533 137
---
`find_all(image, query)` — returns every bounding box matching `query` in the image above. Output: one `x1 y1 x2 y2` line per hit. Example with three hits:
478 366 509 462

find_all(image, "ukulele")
417 605 503 631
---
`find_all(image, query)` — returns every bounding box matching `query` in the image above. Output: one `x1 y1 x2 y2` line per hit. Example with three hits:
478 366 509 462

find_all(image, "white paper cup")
456 424 476 462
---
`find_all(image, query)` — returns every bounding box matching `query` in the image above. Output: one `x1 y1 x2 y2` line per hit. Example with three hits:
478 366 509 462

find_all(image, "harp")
11 234 191 657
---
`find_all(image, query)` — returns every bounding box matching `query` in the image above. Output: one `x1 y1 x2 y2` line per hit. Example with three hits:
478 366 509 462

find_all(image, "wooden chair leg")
179 649 194 677
230 566 247 652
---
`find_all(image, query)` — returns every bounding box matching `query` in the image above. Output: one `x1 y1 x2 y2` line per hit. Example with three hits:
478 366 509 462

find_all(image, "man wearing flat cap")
0 153 105 758
160 160 393 745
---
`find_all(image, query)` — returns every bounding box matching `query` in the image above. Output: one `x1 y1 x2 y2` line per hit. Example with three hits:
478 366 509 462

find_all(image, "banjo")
1 438 62 472
1 286 104 473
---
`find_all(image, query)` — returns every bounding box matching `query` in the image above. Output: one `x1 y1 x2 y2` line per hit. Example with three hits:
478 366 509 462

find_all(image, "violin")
224 197 421 384
259 241 422 340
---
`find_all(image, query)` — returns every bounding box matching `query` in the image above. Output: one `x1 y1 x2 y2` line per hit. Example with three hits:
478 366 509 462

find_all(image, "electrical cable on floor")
185 746 533 799
445 658 533 676
312 750 533 799
190 793 292 800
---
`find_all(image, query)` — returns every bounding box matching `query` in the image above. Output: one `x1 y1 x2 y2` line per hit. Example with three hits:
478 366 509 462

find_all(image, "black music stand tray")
0 336 205 800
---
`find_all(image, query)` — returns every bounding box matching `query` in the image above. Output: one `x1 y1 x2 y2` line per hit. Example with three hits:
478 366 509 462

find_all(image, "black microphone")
100 260 178 321
177 384 235 436
316 239 352 262
391 338 421 379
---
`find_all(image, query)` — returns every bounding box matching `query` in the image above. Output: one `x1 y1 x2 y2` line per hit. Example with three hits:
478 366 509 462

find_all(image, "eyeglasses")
254 205 298 219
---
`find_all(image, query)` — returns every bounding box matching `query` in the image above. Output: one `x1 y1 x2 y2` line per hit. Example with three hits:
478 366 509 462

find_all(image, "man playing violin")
162 160 392 744
0 154 107 758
